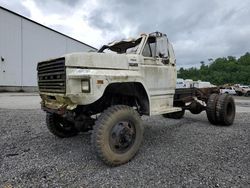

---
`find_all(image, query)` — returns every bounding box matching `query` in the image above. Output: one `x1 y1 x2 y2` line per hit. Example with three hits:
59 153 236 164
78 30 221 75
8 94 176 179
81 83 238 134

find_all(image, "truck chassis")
42 87 235 166
169 88 235 126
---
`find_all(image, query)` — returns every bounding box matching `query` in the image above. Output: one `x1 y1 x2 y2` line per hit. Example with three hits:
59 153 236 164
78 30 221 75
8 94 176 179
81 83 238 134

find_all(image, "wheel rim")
109 121 136 154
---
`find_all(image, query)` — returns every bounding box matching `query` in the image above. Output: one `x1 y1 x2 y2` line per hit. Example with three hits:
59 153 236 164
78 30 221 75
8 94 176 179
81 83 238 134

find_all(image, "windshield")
98 38 142 54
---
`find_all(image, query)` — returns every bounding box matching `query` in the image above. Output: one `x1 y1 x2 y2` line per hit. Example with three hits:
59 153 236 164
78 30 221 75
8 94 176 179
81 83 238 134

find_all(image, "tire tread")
206 93 219 125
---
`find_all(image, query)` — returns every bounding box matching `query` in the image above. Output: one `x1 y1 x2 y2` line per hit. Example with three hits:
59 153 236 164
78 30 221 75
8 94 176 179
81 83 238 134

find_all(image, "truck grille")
37 57 66 93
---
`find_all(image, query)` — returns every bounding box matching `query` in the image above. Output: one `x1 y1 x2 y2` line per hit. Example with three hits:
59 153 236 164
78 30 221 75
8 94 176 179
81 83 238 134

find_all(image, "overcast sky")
1 0 250 68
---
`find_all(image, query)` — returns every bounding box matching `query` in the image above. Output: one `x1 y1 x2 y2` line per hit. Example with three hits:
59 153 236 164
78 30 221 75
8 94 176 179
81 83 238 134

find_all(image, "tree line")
178 52 250 86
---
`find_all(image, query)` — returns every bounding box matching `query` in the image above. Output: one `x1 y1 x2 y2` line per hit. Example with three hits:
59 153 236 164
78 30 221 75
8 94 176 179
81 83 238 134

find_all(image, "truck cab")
38 32 180 117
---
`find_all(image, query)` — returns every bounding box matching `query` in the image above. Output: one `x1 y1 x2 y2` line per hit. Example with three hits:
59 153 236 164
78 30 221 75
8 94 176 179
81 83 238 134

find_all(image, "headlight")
81 79 90 93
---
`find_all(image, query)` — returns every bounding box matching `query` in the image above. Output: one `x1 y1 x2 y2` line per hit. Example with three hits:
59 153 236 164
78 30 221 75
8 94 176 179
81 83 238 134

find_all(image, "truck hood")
64 52 139 70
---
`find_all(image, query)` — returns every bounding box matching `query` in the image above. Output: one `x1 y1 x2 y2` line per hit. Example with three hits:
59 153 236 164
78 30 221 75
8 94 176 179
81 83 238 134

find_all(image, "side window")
149 42 156 57
142 37 156 57
142 43 151 57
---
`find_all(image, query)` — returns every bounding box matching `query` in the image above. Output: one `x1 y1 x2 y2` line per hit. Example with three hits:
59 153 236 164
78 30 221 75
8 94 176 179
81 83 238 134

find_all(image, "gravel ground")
0 108 249 187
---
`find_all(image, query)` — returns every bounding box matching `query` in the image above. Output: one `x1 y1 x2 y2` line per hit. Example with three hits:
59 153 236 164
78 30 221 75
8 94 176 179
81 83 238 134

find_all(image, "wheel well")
76 82 150 116
104 82 150 115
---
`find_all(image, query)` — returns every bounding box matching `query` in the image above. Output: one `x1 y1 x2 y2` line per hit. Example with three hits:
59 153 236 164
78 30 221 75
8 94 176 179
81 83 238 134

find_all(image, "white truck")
234 85 250 96
194 80 215 88
220 86 237 95
176 78 186 88
37 32 236 166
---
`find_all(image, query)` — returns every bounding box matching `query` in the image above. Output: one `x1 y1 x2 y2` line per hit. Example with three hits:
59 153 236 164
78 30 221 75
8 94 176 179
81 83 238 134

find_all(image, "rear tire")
91 105 144 166
216 94 235 126
206 93 219 125
46 113 78 138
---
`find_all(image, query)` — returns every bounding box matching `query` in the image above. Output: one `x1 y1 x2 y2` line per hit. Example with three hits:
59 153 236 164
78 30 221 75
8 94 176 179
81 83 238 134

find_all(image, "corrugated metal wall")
0 7 96 88
0 8 22 86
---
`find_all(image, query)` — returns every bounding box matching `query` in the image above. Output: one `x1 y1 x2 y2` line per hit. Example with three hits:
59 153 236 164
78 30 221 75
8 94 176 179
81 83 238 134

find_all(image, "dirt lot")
0 93 249 187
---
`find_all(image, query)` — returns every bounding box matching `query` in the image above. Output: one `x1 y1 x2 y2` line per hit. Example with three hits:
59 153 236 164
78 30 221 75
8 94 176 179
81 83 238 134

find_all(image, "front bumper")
40 93 77 111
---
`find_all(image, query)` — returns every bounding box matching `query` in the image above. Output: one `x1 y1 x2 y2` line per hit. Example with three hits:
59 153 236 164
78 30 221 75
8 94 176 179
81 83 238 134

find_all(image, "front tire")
46 113 78 138
91 105 144 166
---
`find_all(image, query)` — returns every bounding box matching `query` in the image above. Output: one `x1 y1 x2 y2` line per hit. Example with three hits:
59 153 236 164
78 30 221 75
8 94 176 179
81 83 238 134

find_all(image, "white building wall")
0 7 96 90
22 19 68 86
66 38 92 52
0 9 22 86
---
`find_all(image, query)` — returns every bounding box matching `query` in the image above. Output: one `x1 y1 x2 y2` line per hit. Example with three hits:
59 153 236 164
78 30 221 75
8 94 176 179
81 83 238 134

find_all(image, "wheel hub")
110 121 136 153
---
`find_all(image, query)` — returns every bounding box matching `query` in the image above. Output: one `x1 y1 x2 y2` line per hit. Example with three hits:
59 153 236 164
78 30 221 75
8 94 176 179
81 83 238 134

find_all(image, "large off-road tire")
216 94 235 126
163 110 185 119
91 105 144 166
46 113 78 138
206 93 219 125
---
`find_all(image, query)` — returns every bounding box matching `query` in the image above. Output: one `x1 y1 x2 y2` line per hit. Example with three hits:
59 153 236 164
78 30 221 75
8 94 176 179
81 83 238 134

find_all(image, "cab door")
140 35 177 115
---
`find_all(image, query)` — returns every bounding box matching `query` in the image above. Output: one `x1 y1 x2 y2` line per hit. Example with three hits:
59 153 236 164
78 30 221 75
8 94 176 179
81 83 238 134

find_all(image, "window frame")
141 36 157 58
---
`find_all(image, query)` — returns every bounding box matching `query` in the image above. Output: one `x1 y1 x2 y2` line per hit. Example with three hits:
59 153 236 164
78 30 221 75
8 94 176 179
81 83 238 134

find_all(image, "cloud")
81 0 250 67
105 1 250 67
1 0 250 68
0 0 31 17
